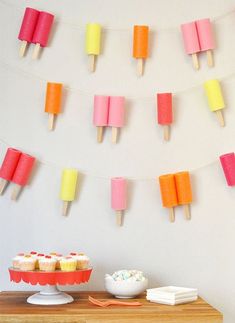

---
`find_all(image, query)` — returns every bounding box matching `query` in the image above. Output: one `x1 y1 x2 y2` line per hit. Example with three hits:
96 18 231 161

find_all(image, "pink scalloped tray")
9 268 92 286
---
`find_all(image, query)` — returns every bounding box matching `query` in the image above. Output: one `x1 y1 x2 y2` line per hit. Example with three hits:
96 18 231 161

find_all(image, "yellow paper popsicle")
60 169 78 216
85 23 101 72
204 79 225 126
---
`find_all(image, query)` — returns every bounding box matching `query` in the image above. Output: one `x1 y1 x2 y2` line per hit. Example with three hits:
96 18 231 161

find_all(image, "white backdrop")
0 0 235 322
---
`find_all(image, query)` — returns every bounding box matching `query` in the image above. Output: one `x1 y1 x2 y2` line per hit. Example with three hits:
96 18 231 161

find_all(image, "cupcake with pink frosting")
39 255 56 271
19 255 36 271
12 253 25 269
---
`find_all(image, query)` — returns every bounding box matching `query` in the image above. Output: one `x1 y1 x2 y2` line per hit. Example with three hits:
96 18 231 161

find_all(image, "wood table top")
0 291 223 323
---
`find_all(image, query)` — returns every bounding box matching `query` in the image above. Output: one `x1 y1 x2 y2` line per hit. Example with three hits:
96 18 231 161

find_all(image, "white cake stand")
27 284 74 305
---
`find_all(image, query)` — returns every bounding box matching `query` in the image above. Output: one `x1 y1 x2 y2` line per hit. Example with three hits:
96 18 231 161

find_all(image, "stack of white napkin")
146 286 198 305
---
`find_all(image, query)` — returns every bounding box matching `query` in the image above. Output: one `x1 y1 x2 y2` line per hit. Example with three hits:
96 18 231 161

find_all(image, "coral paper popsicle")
159 174 178 222
0 148 22 195
157 93 173 141
111 177 127 226
32 11 54 59
11 153 36 200
93 95 109 143
196 18 215 67
204 79 225 127
181 22 200 70
60 169 78 216
86 23 101 72
219 153 235 186
45 82 63 131
175 171 192 220
108 96 125 143
18 7 40 57
133 25 149 76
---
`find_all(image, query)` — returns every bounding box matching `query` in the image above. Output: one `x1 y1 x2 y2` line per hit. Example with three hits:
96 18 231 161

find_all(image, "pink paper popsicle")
32 11 54 59
181 21 200 69
157 93 173 141
111 177 127 226
219 153 235 186
18 7 40 57
196 18 214 67
108 96 125 143
93 95 109 143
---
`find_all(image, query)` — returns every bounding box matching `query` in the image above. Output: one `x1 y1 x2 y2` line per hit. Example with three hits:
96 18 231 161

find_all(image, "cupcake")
35 253 45 269
30 251 38 258
76 253 89 270
19 255 36 271
60 257 77 272
39 255 56 271
12 253 24 269
50 253 63 270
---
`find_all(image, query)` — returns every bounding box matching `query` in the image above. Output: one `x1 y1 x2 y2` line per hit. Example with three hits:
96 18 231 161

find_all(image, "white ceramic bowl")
105 275 148 298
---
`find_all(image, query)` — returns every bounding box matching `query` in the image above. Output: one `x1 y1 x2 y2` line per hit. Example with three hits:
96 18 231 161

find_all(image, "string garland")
0 0 234 32
1 58 235 100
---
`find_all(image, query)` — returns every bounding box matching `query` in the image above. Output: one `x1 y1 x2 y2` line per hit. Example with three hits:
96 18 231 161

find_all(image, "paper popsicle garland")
60 169 78 216
0 148 22 194
133 25 149 76
18 7 54 59
203 79 225 127
45 82 63 131
175 171 192 220
93 95 109 143
11 153 36 200
86 23 101 72
159 174 178 222
108 96 125 143
181 18 215 69
18 7 40 57
111 177 127 226
219 153 235 186
157 93 173 141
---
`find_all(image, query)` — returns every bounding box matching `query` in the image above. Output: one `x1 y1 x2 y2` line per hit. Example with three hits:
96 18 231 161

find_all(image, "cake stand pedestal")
9 268 92 305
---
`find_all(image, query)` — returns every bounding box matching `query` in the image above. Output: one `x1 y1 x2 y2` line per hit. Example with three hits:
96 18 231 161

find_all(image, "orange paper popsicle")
45 82 63 131
175 171 192 220
159 174 178 222
133 25 149 76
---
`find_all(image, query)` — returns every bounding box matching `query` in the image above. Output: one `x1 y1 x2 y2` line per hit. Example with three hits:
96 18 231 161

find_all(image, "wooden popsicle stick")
206 50 214 67
97 126 103 143
88 54 95 72
169 207 175 223
137 58 144 76
19 40 28 58
183 204 191 220
11 184 22 201
0 178 8 195
112 127 118 143
116 210 123 226
192 53 199 70
32 43 41 60
48 113 55 131
215 110 225 127
62 201 69 216
163 125 170 141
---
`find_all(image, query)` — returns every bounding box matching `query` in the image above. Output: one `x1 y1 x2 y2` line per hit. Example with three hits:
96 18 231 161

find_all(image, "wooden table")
0 291 223 323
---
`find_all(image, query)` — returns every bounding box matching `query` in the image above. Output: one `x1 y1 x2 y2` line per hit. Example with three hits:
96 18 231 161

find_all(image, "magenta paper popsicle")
219 153 235 186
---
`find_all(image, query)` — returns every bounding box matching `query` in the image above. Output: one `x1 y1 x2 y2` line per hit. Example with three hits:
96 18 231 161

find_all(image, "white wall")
0 0 235 321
